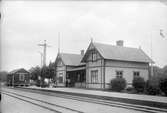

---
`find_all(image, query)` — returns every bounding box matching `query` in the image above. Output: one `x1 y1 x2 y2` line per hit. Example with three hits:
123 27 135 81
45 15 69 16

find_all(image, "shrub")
126 86 135 92
36 80 40 87
132 76 145 93
145 77 161 95
110 77 127 92
159 78 167 96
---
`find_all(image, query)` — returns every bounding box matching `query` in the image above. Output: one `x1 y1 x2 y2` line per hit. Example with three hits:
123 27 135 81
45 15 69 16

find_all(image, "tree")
48 62 55 79
159 78 167 96
0 71 8 82
132 76 145 93
145 76 161 95
29 66 41 81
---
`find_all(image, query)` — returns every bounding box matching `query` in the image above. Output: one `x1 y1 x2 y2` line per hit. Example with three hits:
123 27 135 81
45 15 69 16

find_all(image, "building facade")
55 52 86 87
7 68 30 86
55 40 152 89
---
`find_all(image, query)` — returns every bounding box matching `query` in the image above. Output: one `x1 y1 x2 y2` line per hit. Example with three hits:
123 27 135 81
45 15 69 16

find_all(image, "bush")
159 78 167 96
132 76 145 93
110 77 127 92
145 77 161 95
36 80 41 87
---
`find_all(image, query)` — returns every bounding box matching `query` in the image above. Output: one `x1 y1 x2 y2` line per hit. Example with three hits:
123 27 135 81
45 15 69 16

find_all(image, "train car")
7 68 30 87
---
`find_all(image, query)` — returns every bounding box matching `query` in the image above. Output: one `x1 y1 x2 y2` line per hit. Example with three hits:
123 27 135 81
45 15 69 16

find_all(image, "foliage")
145 77 161 95
0 71 8 82
110 77 127 92
159 78 167 96
132 76 145 93
126 87 134 92
29 66 41 81
41 62 55 79
29 62 55 87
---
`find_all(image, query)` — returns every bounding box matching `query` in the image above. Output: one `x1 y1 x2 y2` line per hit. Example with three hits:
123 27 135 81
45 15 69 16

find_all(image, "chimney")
81 50 84 56
116 40 124 46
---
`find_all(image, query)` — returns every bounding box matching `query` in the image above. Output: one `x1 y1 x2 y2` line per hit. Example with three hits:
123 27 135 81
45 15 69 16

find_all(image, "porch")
66 67 86 88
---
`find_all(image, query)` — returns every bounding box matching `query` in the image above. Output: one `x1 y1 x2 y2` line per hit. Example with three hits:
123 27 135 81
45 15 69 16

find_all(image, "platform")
25 86 167 108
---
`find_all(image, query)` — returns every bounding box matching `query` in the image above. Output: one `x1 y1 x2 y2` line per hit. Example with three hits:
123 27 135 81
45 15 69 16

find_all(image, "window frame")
91 50 97 62
116 71 123 78
91 70 98 83
133 71 140 77
19 73 25 81
58 73 63 83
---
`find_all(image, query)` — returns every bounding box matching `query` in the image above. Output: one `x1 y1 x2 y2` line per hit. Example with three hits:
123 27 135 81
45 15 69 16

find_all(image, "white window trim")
133 71 140 77
19 73 25 81
91 70 98 83
116 71 123 78
58 73 63 83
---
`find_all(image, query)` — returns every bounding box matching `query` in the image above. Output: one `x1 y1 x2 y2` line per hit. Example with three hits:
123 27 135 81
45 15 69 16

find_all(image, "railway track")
1 90 84 113
1 87 167 113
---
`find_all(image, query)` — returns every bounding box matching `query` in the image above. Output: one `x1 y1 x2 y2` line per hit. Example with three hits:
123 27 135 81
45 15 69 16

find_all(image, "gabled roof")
82 42 153 63
9 68 29 74
56 53 85 66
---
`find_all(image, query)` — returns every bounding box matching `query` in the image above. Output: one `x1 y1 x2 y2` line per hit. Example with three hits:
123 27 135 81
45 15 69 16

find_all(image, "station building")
55 52 86 87
7 68 30 86
55 40 152 89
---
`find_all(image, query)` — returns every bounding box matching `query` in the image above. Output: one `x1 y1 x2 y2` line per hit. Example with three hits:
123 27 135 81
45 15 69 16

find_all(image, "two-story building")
81 40 152 89
55 40 152 89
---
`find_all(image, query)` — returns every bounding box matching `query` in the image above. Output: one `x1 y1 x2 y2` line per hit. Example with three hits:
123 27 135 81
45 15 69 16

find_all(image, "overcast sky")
1 1 167 72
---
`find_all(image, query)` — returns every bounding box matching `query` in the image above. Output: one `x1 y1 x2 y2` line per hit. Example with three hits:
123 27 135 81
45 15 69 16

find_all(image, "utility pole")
38 51 43 68
38 40 51 67
58 32 60 54
150 35 154 77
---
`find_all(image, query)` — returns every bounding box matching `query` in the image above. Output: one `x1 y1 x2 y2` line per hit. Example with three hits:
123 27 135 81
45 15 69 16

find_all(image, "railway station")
55 41 152 89
1 1 167 113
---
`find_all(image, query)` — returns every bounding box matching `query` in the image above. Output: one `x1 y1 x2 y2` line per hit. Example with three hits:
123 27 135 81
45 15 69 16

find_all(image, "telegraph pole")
38 40 51 67
150 35 154 77
58 32 60 54
38 51 43 68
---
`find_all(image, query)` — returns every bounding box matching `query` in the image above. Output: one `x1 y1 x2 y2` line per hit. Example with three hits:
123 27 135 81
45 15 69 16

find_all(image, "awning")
67 67 86 72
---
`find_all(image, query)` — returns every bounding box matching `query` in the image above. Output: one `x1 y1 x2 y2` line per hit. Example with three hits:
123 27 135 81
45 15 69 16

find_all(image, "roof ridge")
90 41 152 63
93 42 140 50
60 52 82 56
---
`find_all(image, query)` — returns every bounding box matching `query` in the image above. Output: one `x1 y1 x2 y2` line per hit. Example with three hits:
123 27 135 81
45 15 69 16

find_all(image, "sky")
1 1 167 72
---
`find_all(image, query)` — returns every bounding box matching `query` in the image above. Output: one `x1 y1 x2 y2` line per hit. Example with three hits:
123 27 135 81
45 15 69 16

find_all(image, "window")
92 51 97 62
58 73 63 83
91 70 98 83
116 71 123 78
19 73 25 81
77 74 80 82
58 61 63 66
133 71 140 77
